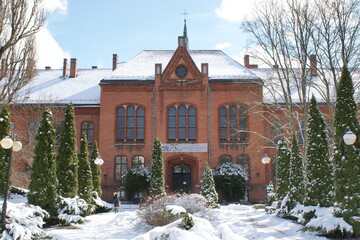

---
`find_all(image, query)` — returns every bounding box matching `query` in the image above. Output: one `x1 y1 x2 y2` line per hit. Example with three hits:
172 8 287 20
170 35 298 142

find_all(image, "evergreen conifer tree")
56 103 78 198
304 96 332 207
149 137 165 198
274 139 290 200
200 164 218 208
28 108 58 214
89 141 102 197
0 104 11 196
333 65 360 234
77 133 93 203
288 134 305 208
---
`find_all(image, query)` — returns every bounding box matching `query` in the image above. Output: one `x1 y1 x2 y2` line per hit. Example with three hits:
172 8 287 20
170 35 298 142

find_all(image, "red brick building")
8 34 287 203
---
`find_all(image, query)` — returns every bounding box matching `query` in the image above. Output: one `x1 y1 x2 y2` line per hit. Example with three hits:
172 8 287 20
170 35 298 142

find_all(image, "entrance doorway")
172 163 192 193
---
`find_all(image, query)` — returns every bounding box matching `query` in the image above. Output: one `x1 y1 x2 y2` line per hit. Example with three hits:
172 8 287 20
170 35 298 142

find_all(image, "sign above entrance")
162 143 208 153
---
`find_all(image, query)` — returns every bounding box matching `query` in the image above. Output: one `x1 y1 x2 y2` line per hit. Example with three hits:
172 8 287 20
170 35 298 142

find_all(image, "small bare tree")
0 0 45 103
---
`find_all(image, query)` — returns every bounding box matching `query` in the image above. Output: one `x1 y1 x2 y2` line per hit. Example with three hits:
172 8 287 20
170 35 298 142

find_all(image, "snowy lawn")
46 204 328 240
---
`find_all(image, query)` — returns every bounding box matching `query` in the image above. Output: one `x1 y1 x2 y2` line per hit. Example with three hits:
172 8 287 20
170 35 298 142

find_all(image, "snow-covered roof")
14 69 112 104
251 68 360 103
105 50 260 81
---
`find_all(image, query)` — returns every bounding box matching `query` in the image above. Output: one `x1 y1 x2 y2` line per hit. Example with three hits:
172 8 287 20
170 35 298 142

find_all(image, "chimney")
1 59 5 76
112 54 118 71
178 36 185 48
92 66 98 69
244 55 258 69
310 55 317 76
45 66 51 70
62 58 68 77
70 58 77 78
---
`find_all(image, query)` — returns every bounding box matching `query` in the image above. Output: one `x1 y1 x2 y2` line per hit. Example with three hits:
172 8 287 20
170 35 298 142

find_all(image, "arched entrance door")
172 163 192 193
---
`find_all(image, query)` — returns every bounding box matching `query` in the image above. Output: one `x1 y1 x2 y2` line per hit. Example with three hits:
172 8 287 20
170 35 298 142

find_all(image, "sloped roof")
105 50 261 81
14 69 112 104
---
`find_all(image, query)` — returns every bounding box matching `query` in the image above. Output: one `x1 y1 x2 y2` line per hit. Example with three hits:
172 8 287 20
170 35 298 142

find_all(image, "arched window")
81 121 94 145
117 105 145 141
132 155 145 168
115 156 127 182
219 104 247 141
167 104 196 141
219 155 232 164
237 155 249 175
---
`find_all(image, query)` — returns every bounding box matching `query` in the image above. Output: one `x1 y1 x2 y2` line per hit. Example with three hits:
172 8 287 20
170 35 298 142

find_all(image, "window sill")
219 140 249 145
115 140 145 146
167 139 197 143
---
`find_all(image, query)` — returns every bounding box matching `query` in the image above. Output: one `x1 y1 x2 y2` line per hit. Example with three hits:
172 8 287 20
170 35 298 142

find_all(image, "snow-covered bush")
214 162 248 202
1 201 49 240
123 166 150 201
138 194 208 226
92 191 112 213
56 196 95 225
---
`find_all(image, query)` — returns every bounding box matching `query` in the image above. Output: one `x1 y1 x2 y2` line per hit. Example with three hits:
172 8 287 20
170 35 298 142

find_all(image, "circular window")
176 66 188 77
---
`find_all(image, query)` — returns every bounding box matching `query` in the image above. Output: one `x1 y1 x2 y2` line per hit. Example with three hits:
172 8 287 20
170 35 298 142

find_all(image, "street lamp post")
1 134 22 232
261 154 271 204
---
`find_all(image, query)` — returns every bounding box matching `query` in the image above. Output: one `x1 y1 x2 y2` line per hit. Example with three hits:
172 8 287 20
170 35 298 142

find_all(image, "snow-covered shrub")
123 166 150 201
1 201 49 240
56 196 95 225
214 162 248 202
9 186 28 196
138 194 208 226
92 191 112 213
200 165 219 208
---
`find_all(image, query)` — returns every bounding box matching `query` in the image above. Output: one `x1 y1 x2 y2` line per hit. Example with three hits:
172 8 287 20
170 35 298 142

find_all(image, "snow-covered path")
46 204 328 240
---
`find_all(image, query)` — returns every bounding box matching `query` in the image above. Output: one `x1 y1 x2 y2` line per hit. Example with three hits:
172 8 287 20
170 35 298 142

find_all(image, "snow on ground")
46 204 328 240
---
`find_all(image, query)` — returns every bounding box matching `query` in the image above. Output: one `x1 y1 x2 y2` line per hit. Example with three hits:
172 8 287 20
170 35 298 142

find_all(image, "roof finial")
182 10 189 49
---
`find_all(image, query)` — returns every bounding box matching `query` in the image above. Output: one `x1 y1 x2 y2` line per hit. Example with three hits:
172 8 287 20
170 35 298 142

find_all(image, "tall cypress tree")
288 134 305 208
200 164 218 208
89 141 102 197
274 139 290 200
333 65 360 234
0 104 11 196
77 133 93 203
28 108 58 214
304 96 332 207
56 103 78 198
149 137 165 198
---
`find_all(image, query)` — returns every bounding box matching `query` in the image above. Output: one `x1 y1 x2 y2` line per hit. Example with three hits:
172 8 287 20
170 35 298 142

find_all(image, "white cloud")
42 0 68 14
215 42 232 50
36 27 70 69
215 0 258 23
35 0 69 69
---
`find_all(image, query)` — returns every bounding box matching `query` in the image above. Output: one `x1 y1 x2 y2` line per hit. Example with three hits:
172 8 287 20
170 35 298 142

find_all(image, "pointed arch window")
117 105 145 141
168 104 196 141
219 104 247 141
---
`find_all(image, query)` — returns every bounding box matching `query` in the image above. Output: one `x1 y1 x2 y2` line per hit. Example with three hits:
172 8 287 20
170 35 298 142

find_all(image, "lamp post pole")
261 154 271 205
1 134 22 232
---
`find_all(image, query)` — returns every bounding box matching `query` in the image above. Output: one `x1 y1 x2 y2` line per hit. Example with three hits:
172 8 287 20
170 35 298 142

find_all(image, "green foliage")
149 137 165 198
56 103 78 198
89 141 102 197
200 164 219 208
77 133 93 203
304 96 333 207
274 139 290 200
178 212 194 230
0 104 11 196
333 65 360 235
124 166 150 200
288 134 305 209
28 108 58 215
214 162 248 202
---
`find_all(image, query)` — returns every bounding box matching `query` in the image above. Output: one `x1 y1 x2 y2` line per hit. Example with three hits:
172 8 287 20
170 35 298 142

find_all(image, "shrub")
138 194 208 226
123 166 150 200
214 162 248 202
56 196 95 225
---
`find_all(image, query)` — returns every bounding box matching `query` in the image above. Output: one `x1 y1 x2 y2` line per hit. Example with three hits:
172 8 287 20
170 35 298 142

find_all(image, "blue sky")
38 0 257 69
